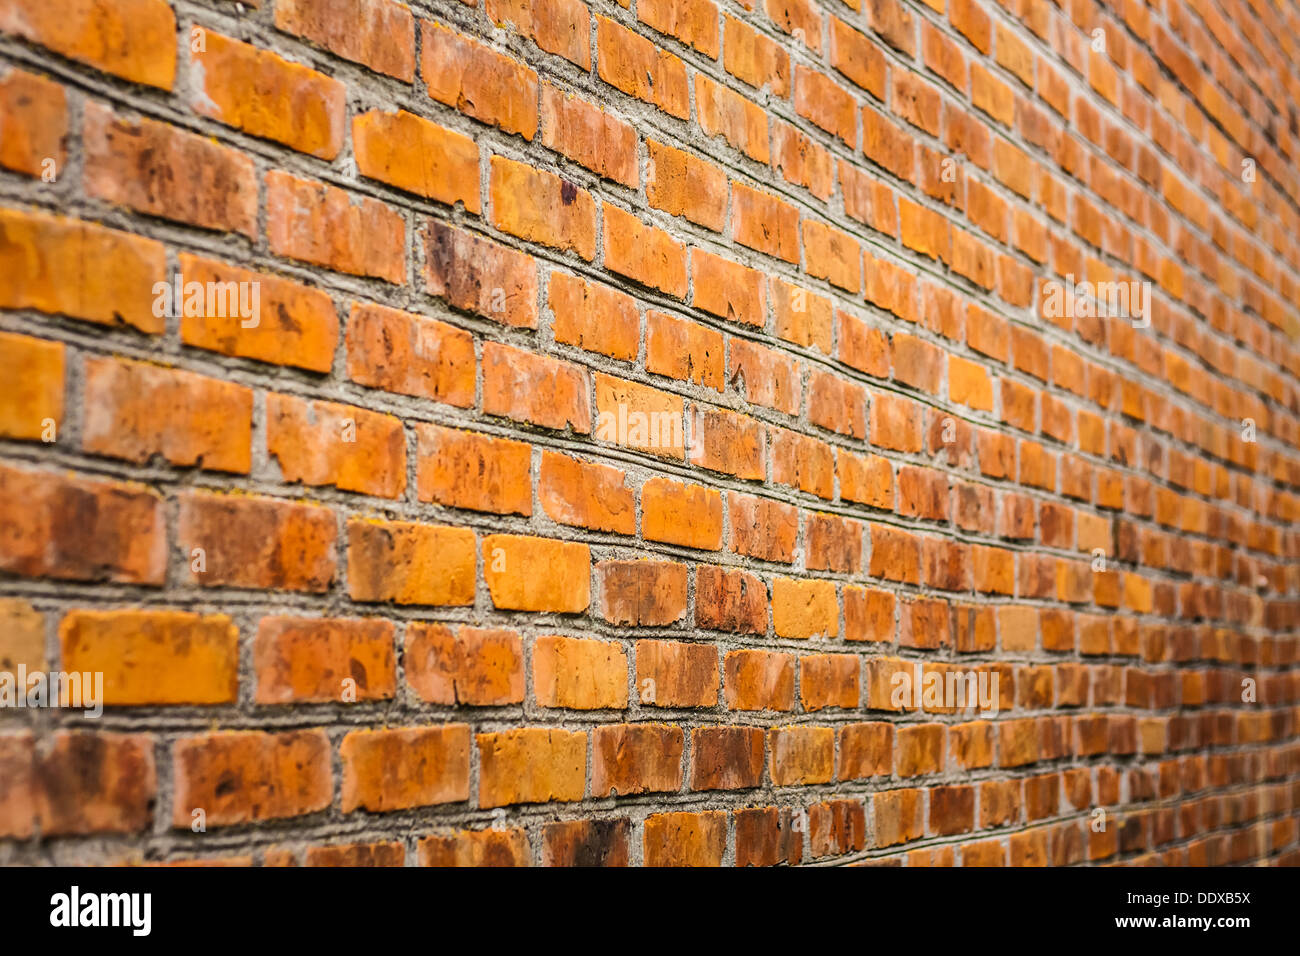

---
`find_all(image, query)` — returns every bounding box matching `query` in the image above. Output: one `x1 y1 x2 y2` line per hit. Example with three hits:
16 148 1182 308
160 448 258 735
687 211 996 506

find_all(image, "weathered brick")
341 726 471 811
347 518 474 606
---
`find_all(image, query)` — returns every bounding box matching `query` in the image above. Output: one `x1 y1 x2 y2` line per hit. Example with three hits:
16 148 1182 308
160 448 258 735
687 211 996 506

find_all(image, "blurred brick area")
0 0 1298 866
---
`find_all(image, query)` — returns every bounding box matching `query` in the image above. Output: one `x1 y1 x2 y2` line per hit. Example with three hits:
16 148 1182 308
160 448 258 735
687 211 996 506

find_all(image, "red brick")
636 640 719 707
541 83 637 187
599 560 688 626
691 726 765 790
592 724 684 796
423 220 537 327
732 182 800 262
0 463 164 585
642 478 723 550
647 140 727 231
543 819 631 867
84 104 256 237
550 272 640 360
603 203 689 298
724 649 795 711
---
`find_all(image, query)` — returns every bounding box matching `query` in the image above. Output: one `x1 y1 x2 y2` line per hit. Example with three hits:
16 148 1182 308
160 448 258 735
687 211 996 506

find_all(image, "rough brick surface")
0 0 1297 870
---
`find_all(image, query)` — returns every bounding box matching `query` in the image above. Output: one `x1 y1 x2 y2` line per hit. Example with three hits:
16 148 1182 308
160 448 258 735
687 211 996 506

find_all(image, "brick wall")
0 0 1298 866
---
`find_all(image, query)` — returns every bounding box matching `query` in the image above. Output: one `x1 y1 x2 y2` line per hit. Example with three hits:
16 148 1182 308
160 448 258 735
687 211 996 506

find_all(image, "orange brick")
696 73 770 162
795 66 856 145
2 0 176 89
538 450 636 534
190 30 344 158
549 272 640 360
353 109 480 210
803 219 862 292
483 534 591 612
420 829 531 866
639 0 719 56
341 726 471 811
416 424 532 516
176 254 339 372
173 731 330 827
483 341 591 432
594 373 685 458
477 728 587 807
0 331 63 442
533 635 628 709
691 250 767 326
723 14 790 95
647 311 724 388
689 404 765 479
346 302 475 407
0 67 67 178
422 21 538 138
346 518 475 606
830 16 886 97
61 610 238 706
603 203 689 298
255 617 396 704
405 624 524 706
490 155 596 258
267 393 405 498
275 0 415 79
730 493 799 563
770 725 835 785
802 654 861 710
488 0 591 68
0 206 165 333
644 811 727 866
647 139 727 231
266 170 405 282
596 15 689 118
541 83 637 186
642 478 723 550
771 578 839 638
731 182 800 262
